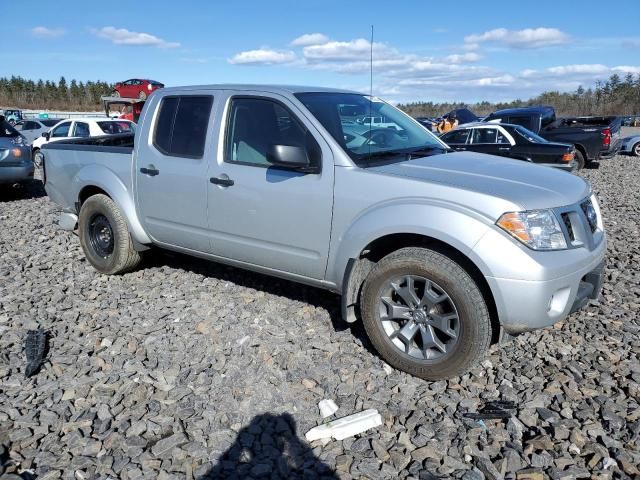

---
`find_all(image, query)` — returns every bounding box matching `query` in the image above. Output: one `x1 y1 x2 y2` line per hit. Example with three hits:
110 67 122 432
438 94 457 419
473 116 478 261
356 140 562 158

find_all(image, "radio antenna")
369 24 374 99
367 24 374 159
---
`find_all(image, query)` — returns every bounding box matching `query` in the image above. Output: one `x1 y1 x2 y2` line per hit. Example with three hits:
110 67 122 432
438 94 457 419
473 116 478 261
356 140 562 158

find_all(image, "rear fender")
74 164 151 244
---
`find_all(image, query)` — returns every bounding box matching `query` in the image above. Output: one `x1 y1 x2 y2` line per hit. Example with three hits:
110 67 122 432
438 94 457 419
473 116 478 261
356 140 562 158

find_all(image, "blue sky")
3 0 639 103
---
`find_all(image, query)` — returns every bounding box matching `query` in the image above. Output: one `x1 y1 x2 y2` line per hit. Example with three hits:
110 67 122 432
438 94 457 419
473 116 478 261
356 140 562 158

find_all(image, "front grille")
561 213 575 241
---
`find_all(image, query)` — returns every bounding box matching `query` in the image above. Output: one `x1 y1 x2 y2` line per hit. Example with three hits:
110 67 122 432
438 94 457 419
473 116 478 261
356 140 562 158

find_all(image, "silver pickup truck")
42 85 606 380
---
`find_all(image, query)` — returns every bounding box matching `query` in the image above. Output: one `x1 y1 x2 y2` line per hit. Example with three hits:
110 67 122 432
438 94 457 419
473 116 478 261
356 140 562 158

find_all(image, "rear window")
153 95 213 158
97 121 135 135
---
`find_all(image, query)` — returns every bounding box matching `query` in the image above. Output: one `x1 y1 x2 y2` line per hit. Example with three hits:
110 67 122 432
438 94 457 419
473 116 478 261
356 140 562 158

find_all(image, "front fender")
73 164 151 244
327 199 495 291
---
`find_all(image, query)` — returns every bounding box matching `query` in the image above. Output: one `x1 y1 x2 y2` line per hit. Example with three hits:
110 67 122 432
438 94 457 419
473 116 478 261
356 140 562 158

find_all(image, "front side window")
153 95 213 158
73 122 90 137
97 121 135 135
471 128 498 144
295 92 447 166
225 97 318 168
51 122 71 137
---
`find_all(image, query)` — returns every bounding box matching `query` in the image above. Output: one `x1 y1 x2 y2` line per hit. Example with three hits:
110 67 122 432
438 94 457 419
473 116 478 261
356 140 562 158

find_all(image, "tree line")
0 76 113 111
399 73 640 118
1 73 639 117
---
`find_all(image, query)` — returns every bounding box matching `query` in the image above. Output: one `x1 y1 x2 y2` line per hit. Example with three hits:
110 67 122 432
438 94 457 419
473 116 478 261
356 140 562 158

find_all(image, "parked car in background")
112 79 164 100
32 118 135 161
13 118 61 144
440 123 577 171
619 135 640 156
415 117 438 131
484 106 622 169
0 115 33 185
2 109 23 125
435 108 479 126
622 116 640 127
42 84 606 380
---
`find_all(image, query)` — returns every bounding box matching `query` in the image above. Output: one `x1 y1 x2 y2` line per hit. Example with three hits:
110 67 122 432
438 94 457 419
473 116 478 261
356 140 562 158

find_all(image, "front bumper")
0 163 34 184
538 161 577 172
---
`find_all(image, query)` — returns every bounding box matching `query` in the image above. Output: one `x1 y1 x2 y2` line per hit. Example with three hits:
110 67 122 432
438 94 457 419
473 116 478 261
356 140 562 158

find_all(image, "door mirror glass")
42 132 50 139
267 145 311 170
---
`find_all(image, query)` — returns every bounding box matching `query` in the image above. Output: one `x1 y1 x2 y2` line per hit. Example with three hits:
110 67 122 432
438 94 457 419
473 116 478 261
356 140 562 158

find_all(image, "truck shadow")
144 249 377 358
0 180 46 202
201 413 338 479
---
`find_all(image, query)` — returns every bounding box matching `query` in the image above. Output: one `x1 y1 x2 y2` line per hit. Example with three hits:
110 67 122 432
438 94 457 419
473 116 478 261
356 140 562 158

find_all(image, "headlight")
497 209 567 250
589 193 603 231
11 136 25 146
148 84 152 90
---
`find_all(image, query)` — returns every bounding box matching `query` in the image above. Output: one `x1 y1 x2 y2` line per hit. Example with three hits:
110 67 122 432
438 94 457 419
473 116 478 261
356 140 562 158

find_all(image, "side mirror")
267 145 316 172
42 132 50 140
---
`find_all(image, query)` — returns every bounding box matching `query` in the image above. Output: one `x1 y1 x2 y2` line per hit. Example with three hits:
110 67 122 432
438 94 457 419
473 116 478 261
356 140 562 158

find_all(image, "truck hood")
367 151 590 211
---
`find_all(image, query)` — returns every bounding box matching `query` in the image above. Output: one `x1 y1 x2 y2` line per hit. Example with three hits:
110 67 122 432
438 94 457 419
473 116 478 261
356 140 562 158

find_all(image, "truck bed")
41 133 135 215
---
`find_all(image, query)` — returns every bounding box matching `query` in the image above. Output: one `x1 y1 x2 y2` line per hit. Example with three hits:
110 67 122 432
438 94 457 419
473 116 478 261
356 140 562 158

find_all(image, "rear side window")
441 129 469 144
506 116 533 130
471 128 498 144
153 96 213 158
51 122 71 138
73 122 90 137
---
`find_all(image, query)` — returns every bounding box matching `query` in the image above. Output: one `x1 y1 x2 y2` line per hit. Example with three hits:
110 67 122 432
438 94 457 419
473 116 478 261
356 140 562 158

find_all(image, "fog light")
11 148 22 157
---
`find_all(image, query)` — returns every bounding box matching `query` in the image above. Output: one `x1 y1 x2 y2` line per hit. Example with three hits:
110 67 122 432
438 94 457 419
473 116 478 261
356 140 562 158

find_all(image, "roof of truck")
157 84 361 95
488 106 555 116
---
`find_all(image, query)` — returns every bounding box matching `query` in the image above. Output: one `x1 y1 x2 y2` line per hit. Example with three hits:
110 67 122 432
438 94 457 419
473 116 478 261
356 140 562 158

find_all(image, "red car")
112 79 164 100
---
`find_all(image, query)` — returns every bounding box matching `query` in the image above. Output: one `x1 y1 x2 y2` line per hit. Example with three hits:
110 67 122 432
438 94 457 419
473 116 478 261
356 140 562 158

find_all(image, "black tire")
112 90 120 97
360 247 491 380
633 142 640 157
78 194 141 274
574 149 586 170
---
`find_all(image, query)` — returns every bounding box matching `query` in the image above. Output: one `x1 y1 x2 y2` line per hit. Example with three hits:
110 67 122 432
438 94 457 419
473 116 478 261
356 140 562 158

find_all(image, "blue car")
619 135 640 157
0 116 33 185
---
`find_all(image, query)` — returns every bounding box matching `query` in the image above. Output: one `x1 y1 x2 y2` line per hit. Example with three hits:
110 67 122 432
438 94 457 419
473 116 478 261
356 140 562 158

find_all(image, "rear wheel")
112 90 120 97
633 142 640 157
78 194 141 274
574 149 586 170
360 247 492 380
138 91 147 101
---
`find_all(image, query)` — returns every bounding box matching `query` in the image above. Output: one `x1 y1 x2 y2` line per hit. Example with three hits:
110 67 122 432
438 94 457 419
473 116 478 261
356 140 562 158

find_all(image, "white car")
32 117 135 157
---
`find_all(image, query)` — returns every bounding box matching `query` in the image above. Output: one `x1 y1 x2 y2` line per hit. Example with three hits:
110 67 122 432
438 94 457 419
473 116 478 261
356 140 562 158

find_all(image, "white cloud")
290 33 329 47
613 65 640 75
31 26 65 38
94 26 180 48
546 64 609 75
465 27 570 49
446 52 482 64
228 48 296 65
302 38 394 61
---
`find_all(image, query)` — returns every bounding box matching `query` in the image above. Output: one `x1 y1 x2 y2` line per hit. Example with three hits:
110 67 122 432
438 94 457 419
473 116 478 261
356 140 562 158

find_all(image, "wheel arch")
341 232 501 344
73 165 151 245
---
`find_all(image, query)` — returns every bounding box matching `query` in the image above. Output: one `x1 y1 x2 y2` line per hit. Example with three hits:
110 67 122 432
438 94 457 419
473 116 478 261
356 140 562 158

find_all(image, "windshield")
295 92 448 166
0 120 20 137
513 125 547 143
41 119 60 127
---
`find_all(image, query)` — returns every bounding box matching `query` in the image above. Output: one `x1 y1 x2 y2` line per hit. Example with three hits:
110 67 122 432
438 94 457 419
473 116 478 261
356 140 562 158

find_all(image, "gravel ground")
1 154 639 480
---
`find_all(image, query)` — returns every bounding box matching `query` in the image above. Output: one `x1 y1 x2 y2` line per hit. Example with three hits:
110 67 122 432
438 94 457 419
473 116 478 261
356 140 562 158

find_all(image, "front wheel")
78 194 141 274
360 247 492 380
633 142 640 157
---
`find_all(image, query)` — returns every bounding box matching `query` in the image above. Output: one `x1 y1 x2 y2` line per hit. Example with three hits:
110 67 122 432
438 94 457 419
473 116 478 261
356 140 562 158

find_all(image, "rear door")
135 93 216 252
206 91 334 279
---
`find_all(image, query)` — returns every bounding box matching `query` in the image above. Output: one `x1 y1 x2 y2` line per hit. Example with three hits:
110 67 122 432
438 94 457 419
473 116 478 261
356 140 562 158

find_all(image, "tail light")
561 151 574 162
601 128 611 147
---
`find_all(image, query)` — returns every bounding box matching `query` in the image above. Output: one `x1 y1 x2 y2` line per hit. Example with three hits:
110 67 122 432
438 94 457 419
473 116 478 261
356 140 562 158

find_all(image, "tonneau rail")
42 133 134 153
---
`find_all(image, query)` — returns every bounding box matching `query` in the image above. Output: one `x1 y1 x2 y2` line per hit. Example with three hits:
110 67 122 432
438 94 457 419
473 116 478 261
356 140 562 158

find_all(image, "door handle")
498 147 510 151
210 176 234 187
140 165 160 176
455 147 466 151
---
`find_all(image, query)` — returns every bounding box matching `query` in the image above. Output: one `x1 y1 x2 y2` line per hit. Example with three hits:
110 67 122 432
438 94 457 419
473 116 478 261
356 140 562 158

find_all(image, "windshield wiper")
406 145 452 157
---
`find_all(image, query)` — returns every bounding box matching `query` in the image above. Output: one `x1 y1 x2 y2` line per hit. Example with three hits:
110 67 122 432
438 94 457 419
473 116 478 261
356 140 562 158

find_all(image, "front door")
136 94 215 252
206 93 334 280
